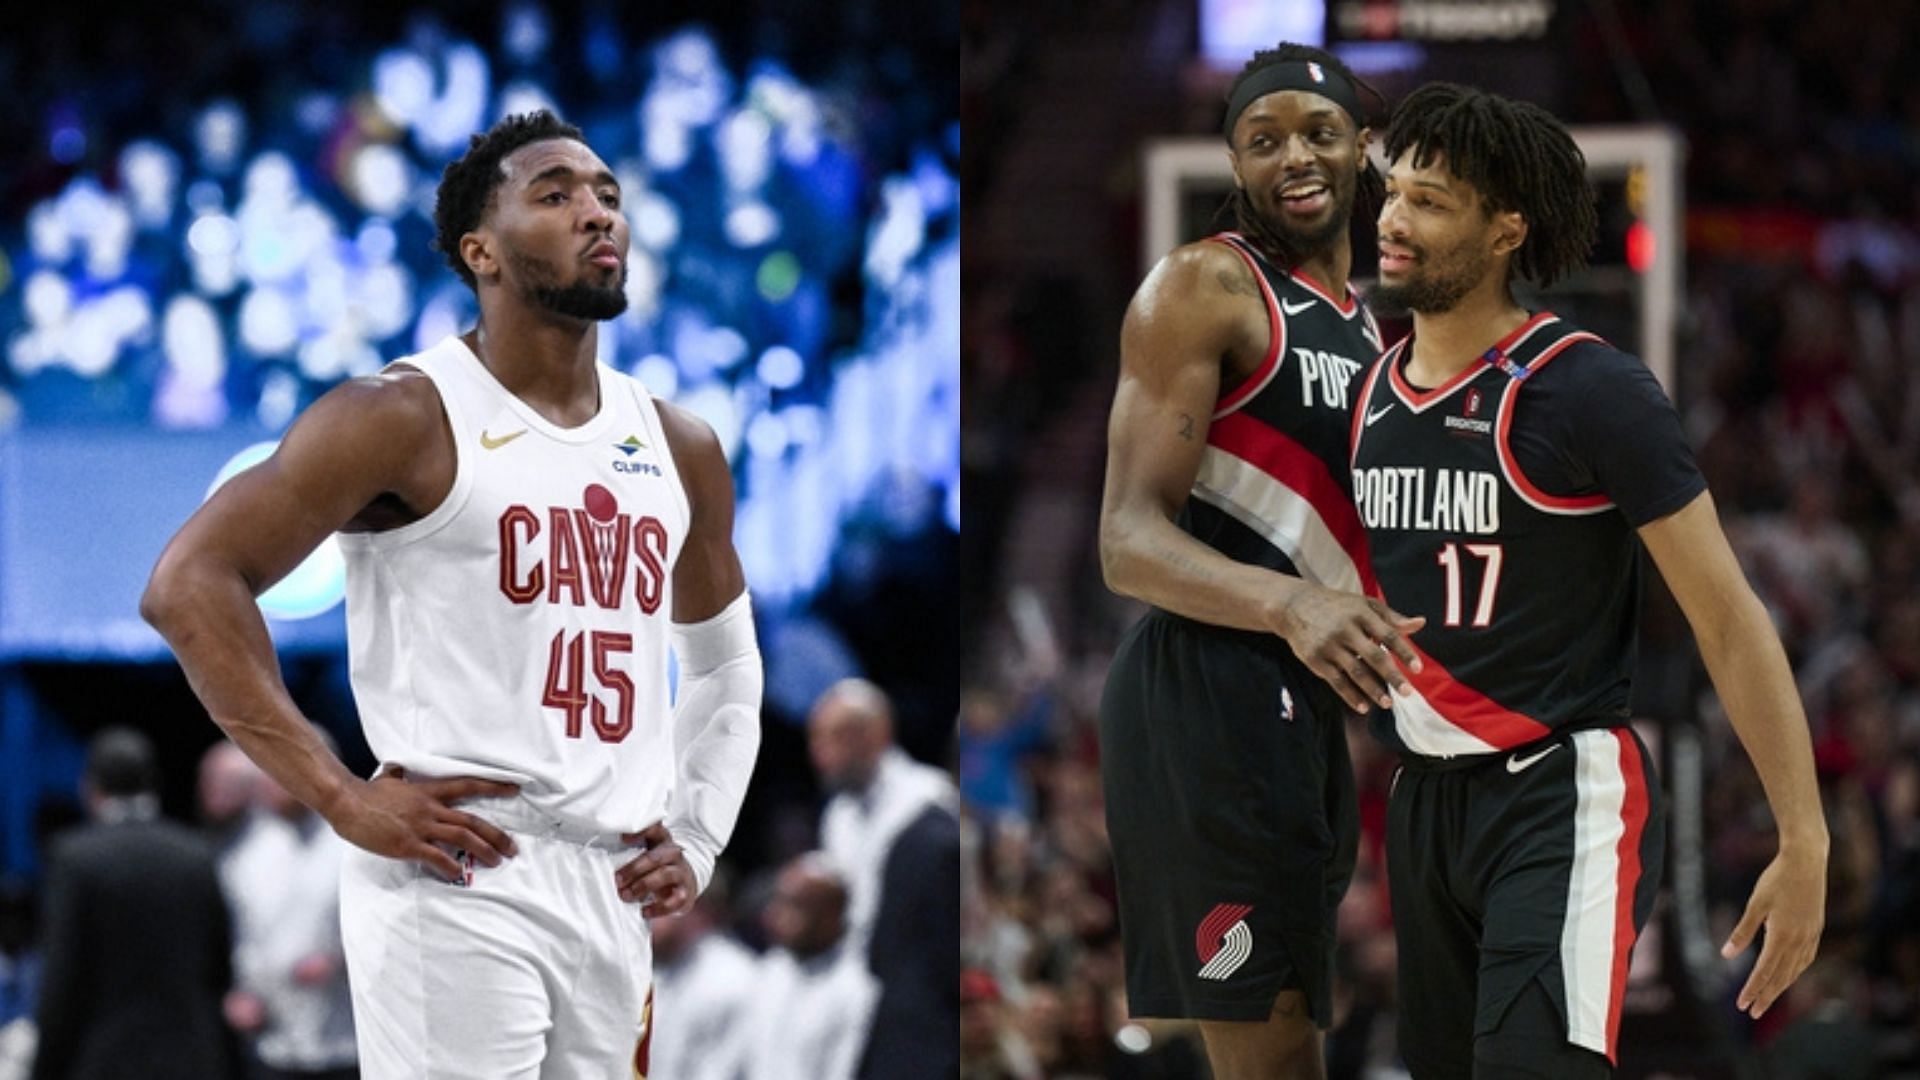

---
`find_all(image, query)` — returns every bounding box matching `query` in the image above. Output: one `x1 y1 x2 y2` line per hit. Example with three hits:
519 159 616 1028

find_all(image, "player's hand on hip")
1721 845 1826 1018
615 821 695 918
326 766 520 881
1269 584 1425 712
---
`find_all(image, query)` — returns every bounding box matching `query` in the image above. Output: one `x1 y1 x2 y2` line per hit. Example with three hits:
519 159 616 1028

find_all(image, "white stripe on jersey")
1388 686 1501 758
1562 729 1629 1056
1191 446 1363 592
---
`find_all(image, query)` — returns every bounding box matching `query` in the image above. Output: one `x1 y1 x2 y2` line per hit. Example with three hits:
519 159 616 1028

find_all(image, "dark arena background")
0 1 957 1073
962 0 1920 1077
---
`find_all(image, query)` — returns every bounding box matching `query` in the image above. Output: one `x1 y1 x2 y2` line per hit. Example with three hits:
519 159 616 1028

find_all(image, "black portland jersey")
1178 233 1384 604
1348 313 1705 761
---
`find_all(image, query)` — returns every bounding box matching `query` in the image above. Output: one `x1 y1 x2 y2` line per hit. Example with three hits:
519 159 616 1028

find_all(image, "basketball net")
591 516 620 587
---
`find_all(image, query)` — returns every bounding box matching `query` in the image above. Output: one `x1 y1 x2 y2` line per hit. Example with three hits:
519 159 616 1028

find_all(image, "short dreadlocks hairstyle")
1219 43 1387 269
1383 82 1596 288
433 110 587 290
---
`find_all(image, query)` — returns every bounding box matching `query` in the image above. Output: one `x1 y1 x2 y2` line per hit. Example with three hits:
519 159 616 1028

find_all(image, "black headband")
1223 60 1364 139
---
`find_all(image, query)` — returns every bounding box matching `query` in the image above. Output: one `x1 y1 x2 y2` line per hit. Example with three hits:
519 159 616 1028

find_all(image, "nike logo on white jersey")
1364 404 1395 427
1507 744 1560 774
480 428 528 450
1280 298 1315 316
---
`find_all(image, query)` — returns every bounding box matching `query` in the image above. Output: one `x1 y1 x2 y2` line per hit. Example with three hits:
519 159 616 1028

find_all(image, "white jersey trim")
1561 729 1633 1058
337 339 478 553
1191 447 1362 593
1388 683 1500 758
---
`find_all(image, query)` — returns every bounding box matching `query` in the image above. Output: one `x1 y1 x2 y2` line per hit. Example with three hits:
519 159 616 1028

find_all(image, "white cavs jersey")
337 335 691 835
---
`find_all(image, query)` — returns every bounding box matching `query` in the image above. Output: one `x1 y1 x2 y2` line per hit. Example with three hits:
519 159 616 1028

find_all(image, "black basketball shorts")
1387 725 1666 1076
1098 609 1359 1026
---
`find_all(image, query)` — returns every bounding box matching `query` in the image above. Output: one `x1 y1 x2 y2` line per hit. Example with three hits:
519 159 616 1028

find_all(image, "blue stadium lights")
0 13 957 644
206 442 348 621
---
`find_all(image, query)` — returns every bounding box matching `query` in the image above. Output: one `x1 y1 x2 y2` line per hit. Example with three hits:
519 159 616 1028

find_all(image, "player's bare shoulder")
654 399 735 516
1125 238 1269 375
306 364 446 440
293 363 456 530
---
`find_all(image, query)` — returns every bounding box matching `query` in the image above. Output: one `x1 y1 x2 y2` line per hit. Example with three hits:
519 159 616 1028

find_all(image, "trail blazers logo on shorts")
1196 902 1254 980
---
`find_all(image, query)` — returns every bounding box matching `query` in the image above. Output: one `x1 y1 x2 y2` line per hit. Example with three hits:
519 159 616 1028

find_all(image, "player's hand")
1721 845 1826 1018
1268 584 1424 711
325 766 520 881
614 821 695 918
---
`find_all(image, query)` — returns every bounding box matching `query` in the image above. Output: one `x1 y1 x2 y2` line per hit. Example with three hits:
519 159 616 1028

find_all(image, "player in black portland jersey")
1357 82 1827 1077
1096 44 1422 1080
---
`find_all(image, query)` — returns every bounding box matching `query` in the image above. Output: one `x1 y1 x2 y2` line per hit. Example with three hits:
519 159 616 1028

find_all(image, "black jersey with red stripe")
1177 233 1385 623
1347 313 1705 762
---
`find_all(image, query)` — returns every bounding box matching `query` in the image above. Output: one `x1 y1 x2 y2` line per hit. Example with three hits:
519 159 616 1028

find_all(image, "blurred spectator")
1767 956 1878 1079
734 854 877 1080
30 727 233 1080
957 686 1053 824
859 802 960 1080
650 885 756 1080
808 677 957 948
958 968 1041 1080
220 752 354 1080
198 739 262 854
0 880 38 1031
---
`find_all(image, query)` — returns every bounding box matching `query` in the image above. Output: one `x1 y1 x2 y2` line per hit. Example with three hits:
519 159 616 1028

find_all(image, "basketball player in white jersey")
142 111 763 1078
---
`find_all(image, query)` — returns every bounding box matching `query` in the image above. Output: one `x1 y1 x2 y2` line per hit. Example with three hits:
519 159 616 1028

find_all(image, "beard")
506 248 629 321
1280 178 1355 255
1247 163 1358 264
1371 238 1492 314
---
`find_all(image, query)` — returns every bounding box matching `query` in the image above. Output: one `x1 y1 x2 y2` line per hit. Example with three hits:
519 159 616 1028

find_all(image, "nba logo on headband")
1308 62 1325 83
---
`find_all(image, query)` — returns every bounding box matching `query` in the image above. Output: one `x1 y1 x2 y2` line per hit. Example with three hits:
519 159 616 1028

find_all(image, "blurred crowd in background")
962 0 1920 1076
0 1 958 1077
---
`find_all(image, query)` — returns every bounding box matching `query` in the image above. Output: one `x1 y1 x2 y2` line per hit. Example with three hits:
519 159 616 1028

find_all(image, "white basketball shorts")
340 795 656 1079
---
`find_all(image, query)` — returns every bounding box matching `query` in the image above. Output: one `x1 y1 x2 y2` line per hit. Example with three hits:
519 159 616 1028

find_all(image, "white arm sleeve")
666 590 763 896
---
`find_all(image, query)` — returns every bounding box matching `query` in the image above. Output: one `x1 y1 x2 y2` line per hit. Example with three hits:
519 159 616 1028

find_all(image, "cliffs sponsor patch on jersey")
1352 466 1501 534
613 433 664 476
498 482 671 613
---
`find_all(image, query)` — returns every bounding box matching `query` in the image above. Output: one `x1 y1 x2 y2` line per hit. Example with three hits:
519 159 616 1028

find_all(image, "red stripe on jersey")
1494 331 1612 512
632 983 654 1078
1289 268 1360 315
1605 729 1650 1062
1350 343 1398 469
1209 411 1377 593
1386 634 1554 748
1210 235 1286 418
1389 312 1558 410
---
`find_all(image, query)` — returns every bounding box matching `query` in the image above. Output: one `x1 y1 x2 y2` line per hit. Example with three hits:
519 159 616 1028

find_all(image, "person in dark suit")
31 727 236 1080
858 802 961 1080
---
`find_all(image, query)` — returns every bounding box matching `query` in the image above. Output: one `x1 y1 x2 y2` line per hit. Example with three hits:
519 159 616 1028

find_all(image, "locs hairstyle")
1382 82 1597 288
433 110 589 291
1219 43 1386 269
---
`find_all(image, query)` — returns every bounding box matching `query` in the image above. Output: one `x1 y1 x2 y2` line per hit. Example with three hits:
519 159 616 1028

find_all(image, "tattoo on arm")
1217 269 1260 298
1152 542 1214 585
1177 413 1195 441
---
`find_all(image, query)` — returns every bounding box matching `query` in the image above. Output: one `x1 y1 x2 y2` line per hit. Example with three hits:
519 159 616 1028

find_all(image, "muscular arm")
141 371 517 877
1098 244 1419 709
662 402 748 622
1640 490 1827 1017
627 403 759 905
